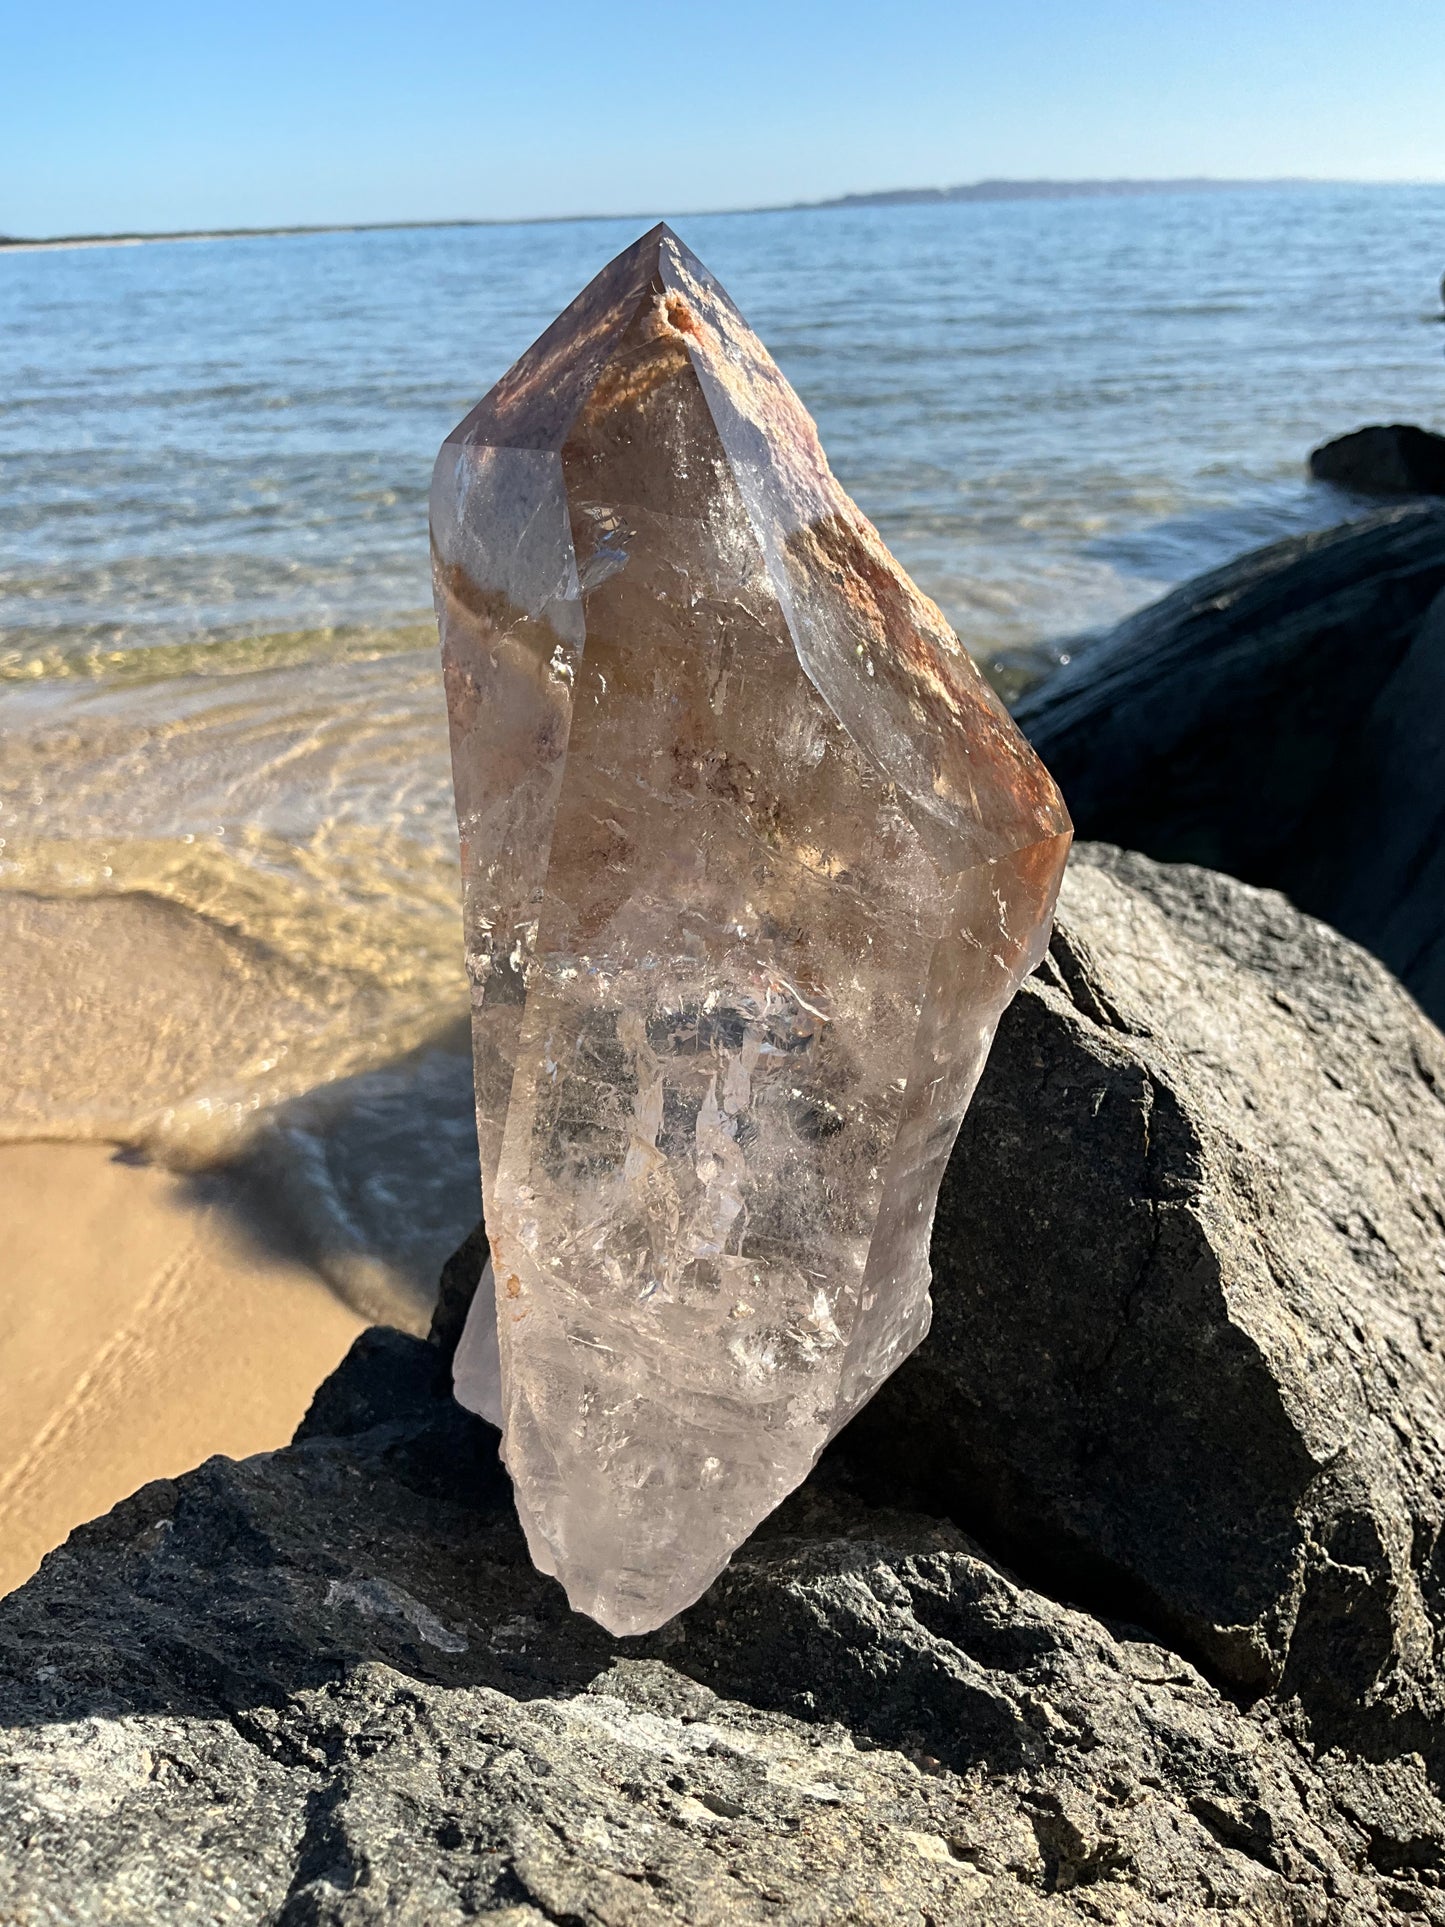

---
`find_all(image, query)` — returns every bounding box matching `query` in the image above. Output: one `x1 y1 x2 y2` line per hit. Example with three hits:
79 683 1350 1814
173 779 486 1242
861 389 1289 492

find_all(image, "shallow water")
4 187 1443 1317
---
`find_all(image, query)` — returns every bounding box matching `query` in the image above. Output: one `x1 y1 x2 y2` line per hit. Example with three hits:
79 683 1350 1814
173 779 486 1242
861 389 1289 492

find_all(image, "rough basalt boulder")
845 847 1445 1752
1016 506 1445 1025
3 848 1445 1924
4 1336 1445 1925
1310 424 1445 496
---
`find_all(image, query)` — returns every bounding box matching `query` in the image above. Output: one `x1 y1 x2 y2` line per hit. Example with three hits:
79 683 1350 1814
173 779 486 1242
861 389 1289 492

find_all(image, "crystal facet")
433 226 1071 1634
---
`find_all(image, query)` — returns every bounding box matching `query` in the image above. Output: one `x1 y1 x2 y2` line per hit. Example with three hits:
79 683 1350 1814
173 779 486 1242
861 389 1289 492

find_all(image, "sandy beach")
0 1140 364 1597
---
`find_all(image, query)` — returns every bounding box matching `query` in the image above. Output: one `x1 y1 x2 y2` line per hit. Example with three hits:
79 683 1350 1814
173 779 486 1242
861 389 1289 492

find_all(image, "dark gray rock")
844 849 1445 1760
3 850 1445 1923
1310 425 1445 496
1015 506 1445 1024
427 1214 489 1359
2 1341 1440 1924
1315 590 1445 1021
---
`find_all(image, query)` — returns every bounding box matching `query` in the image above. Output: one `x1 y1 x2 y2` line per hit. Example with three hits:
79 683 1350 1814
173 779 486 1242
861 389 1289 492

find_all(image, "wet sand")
0 1140 365 1596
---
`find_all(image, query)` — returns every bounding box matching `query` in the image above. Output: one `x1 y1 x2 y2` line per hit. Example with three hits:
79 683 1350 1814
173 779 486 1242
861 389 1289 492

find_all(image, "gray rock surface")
847 848 1445 1743
1310 425 1445 496
4 850 1445 1923
5 1357 1444 1925
1015 506 1445 1024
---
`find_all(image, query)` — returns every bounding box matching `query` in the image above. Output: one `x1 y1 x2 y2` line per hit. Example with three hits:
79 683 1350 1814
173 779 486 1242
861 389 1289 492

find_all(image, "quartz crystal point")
432 225 1072 1635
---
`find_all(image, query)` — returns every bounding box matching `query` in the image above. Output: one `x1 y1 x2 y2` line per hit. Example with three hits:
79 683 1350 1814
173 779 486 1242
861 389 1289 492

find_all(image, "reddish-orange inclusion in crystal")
433 225 1071 1634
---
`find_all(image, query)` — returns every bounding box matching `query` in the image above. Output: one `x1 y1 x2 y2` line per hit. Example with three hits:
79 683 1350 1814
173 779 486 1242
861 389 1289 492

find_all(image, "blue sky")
6 0 1445 236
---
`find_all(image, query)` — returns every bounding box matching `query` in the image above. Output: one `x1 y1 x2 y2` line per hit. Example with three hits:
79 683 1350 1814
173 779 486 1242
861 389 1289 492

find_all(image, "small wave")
237 1025 480 1328
0 619 434 686
0 882 478 1326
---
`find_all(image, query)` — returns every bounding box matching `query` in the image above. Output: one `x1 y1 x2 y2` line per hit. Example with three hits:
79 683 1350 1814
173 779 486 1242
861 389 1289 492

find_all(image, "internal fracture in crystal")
433 225 1071 1635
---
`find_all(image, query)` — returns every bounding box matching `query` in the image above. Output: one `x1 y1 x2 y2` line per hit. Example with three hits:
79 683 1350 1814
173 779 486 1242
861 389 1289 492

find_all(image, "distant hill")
809 177 1316 209
0 178 1355 251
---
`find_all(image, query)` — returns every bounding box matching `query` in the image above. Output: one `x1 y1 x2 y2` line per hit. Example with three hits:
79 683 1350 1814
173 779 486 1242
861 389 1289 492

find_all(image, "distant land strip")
0 176 1395 251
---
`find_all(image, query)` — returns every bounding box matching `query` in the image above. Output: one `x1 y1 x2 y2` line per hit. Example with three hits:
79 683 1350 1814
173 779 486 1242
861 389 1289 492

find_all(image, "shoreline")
0 175 1374 254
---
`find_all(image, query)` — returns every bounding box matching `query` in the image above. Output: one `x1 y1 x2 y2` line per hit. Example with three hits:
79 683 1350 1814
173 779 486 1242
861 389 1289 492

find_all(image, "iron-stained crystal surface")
433 225 1071 1634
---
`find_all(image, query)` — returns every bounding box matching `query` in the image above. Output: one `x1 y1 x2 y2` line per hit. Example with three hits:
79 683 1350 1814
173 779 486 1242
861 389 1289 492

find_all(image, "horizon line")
3 173 1437 253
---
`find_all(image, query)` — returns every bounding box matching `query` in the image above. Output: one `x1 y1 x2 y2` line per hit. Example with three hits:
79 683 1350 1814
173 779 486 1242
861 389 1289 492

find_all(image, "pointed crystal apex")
443 222 683 456
435 228 1071 1634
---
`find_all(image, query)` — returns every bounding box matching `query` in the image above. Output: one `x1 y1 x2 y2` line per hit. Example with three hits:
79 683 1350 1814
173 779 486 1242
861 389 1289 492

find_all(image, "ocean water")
4 186 1443 1322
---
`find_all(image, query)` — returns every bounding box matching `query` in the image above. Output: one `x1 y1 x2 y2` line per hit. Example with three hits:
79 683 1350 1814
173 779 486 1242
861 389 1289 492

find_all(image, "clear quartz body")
433 226 1071 1634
